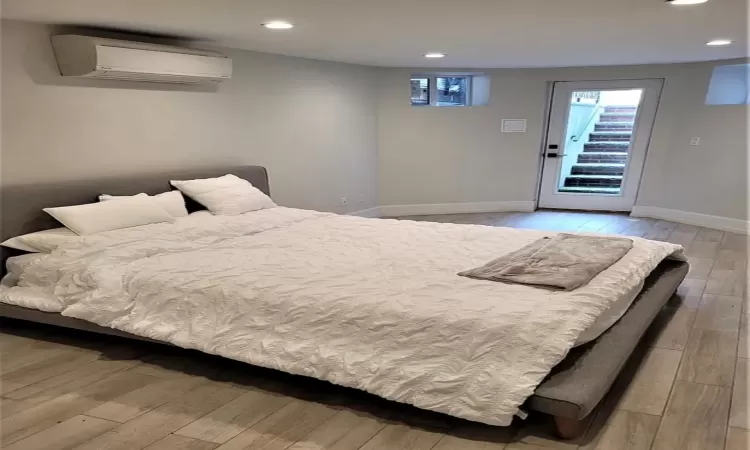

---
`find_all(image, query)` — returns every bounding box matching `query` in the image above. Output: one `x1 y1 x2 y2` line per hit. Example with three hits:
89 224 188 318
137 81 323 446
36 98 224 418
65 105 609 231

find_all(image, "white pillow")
170 174 276 215
1 228 79 253
44 196 175 235
99 191 188 218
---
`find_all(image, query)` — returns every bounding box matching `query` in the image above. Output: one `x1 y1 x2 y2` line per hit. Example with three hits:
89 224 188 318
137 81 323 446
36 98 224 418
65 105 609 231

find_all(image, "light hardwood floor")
1 211 748 450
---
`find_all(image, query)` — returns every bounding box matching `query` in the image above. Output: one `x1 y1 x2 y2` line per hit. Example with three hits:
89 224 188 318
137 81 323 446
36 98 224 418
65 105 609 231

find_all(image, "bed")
0 166 688 438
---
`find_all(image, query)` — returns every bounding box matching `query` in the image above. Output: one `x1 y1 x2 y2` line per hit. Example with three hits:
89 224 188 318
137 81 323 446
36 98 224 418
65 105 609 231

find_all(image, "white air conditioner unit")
51 35 232 84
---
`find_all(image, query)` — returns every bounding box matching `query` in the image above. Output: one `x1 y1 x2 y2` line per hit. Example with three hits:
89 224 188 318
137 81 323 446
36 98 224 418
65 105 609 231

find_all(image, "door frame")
534 79 664 212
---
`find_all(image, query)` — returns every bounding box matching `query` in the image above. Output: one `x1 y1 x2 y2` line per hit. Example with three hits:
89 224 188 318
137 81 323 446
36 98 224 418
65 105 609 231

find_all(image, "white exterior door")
538 79 663 211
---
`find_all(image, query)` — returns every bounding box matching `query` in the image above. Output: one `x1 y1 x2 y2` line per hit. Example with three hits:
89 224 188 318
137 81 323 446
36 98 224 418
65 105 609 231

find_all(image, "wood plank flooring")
1 210 747 450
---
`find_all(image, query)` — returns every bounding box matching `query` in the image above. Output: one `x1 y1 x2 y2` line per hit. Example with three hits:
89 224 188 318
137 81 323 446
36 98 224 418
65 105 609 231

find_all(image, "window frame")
410 77 431 106
411 74 473 107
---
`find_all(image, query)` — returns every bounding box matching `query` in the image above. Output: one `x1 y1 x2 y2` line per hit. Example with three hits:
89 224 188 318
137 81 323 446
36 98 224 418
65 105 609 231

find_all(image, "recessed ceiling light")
666 0 708 5
706 39 732 46
424 53 445 59
262 21 294 30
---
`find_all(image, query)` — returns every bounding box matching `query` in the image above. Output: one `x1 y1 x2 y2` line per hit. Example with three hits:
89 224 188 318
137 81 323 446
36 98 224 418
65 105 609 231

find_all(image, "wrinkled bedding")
0 208 684 425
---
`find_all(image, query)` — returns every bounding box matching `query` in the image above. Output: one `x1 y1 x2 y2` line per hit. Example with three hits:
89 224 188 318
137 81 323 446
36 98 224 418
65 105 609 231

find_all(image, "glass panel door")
538 80 662 212
556 89 643 195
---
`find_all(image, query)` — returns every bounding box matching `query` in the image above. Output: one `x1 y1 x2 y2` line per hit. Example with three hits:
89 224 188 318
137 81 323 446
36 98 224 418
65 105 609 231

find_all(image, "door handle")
546 144 566 158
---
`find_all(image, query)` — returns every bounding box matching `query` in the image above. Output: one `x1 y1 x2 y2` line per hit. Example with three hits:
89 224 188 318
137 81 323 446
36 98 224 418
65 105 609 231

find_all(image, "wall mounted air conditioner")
51 35 232 84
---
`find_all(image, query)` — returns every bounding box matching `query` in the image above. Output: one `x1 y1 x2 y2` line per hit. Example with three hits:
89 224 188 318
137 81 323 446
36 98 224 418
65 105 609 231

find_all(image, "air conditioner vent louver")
97 72 219 84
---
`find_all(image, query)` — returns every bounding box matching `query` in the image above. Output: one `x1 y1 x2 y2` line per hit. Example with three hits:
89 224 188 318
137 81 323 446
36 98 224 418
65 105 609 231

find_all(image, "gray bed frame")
0 165 688 438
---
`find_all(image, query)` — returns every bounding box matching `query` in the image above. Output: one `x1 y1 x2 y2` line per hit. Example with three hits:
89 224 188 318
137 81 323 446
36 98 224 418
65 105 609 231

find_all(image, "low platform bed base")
0 303 164 345
0 260 688 438
554 416 588 440
531 259 688 438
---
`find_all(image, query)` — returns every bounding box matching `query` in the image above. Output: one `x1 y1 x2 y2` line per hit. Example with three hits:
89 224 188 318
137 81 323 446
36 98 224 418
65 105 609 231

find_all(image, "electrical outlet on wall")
358 194 365 203
340 197 348 206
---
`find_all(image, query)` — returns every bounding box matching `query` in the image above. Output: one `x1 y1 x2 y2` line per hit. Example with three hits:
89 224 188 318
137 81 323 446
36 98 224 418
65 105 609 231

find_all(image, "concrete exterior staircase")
560 105 636 194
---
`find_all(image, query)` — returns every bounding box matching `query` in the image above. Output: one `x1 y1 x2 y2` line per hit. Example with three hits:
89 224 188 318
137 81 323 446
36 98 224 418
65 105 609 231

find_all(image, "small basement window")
410 77 430 105
410 74 490 107
706 63 750 105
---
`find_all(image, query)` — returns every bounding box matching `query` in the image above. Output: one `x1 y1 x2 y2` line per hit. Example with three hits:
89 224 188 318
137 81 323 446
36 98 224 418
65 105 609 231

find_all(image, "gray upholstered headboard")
1 166 269 270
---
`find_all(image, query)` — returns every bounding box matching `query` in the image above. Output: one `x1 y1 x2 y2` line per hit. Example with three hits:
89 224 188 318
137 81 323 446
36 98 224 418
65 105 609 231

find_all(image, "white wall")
0 19 380 214
378 61 749 222
2 19 747 226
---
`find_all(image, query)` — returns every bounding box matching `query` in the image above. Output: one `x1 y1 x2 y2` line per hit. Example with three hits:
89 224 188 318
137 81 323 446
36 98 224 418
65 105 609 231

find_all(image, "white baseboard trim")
348 206 382 218
380 201 536 217
631 206 749 235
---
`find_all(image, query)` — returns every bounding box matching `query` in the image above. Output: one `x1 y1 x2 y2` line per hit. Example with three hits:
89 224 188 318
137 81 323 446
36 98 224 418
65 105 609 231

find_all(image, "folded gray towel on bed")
458 233 633 291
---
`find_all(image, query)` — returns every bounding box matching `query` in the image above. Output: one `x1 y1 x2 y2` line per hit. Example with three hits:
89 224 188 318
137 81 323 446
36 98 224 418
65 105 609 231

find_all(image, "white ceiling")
2 0 747 68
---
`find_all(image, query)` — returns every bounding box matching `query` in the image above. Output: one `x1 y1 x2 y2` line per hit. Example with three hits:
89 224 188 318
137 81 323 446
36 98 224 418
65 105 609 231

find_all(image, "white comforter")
0 208 684 425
